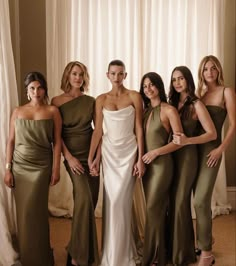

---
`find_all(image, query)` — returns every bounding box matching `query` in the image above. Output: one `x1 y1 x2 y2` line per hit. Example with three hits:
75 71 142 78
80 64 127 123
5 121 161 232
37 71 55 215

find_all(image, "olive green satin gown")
142 105 173 266
13 119 54 266
59 95 99 265
168 115 198 266
194 105 227 251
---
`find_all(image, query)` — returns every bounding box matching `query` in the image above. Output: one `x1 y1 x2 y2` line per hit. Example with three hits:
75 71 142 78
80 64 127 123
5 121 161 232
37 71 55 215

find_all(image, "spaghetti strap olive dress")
142 104 173 266
12 118 54 266
59 95 99 265
194 102 227 251
168 109 198 265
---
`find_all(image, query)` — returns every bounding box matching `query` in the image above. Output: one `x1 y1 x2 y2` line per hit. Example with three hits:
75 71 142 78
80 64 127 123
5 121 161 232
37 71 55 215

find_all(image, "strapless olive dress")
13 119 54 266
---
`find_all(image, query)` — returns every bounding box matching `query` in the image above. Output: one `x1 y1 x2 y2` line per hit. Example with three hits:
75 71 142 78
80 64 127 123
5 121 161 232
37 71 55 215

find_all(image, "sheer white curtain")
0 0 19 265
46 0 230 218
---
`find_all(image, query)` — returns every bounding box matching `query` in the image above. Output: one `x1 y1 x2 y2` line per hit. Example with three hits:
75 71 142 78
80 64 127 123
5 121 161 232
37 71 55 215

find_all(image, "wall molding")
227 186 236 211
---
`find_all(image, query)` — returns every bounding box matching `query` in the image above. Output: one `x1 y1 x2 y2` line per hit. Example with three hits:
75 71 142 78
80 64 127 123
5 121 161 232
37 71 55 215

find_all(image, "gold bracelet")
5 163 12 170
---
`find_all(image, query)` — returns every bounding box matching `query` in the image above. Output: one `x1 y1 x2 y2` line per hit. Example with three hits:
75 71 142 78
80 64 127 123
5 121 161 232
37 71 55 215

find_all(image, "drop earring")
27 93 31 101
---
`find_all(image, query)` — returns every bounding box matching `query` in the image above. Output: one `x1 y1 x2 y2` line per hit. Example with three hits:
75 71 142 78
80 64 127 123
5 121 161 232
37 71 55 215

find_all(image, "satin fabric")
13 119 54 266
168 115 198 265
100 105 137 266
142 105 173 266
194 105 227 251
59 95 99 265
0 182 19 266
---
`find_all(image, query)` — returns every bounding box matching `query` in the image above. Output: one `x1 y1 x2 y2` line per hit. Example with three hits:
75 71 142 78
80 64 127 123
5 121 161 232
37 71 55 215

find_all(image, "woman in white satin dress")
88 60 145 266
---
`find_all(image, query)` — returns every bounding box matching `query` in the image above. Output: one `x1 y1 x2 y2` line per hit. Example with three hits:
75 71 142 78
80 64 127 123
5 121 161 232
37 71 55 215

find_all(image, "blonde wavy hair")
197 55 224 98
61 61 90 93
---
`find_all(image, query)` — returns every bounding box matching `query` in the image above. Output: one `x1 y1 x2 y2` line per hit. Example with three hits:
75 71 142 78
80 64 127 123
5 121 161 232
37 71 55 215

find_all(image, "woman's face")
69 65 84 89
203 60 218 84
27 81 45 102
172 70 187 93
106 65 126 87
143 77 158 100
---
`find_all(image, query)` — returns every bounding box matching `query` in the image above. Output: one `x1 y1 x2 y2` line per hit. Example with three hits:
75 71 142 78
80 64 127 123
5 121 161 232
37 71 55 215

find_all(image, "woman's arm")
142 105 183 164
131 92 145 178
173 100 217 145
4 108 18 188
206 87 235 167
88 95 104 172
218 87 235 152
50 106 62 186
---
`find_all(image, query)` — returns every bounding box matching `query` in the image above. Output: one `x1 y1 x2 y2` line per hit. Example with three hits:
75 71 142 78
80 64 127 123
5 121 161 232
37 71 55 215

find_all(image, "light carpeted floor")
50 211 236 266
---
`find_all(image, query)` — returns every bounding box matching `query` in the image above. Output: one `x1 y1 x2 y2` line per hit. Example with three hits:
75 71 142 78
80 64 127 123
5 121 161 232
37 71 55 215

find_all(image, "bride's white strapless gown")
100 105 137 266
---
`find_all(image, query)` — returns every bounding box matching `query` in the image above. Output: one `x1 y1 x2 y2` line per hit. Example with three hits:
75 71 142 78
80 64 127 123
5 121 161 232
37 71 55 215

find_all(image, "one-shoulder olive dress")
194 104 227 251
168 114 198 265
59 95 99 265
13 119 54 266
142 105 173 266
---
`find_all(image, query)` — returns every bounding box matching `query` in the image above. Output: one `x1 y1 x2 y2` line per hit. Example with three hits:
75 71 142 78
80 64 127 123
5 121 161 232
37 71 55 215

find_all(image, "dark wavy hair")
139 72 167 109
24 71 49 104
168 66 198 119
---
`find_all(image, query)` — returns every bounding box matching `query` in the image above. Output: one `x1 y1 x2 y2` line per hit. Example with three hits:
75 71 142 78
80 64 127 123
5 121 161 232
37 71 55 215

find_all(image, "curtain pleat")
0 0 19 265
46 0 230 220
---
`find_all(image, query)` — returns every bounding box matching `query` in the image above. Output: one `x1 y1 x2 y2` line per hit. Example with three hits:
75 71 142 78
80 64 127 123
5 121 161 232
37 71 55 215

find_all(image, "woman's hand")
4 171 14 188
67 155 85 175
142 150 158 164
133 159 146 179
206 147 222 167
88 158 100 176
172 132 188 145
50 167 60 186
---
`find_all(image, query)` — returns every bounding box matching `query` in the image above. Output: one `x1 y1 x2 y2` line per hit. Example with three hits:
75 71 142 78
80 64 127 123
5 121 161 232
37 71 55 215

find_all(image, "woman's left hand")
142 150 157 164
172 132 188 145
206 147 222 167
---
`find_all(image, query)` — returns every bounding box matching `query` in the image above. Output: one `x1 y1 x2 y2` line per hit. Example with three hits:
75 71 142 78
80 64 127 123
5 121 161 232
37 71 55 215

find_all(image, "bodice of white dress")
100 105 137 266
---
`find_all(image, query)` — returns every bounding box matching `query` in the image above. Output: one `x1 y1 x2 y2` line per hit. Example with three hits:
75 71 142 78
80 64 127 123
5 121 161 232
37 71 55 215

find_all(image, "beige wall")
223 0 236 186
9 0 46 104
9 0 236 186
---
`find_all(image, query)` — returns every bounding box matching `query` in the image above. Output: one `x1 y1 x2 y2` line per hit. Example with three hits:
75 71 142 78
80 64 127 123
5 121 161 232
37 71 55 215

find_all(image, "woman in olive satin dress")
51 61 99 266
168 66 216 266
139 72 183 266
4 71 62 266
192 55 235 266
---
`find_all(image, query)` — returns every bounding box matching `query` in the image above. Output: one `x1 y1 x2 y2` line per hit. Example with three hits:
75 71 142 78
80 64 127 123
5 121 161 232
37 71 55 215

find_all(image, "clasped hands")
172 132 188 145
